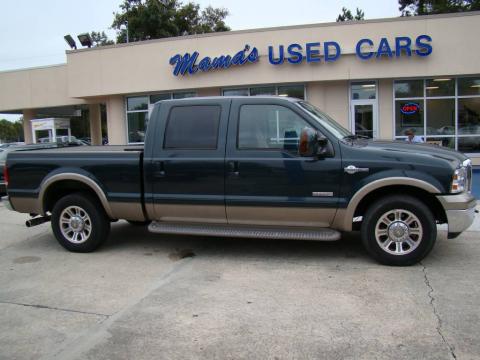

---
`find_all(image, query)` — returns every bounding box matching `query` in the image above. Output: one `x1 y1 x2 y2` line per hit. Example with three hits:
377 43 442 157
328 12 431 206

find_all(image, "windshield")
297 101 352 140
0 150 7 162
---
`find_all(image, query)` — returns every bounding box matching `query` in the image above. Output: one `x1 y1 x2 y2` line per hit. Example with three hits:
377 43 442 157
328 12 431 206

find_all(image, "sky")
0 0 400 121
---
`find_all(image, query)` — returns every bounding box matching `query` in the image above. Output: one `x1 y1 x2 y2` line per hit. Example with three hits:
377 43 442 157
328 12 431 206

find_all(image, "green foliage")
90 31 115 47
399 0 480 16
111 0 230 43
0 119 24 143
336 7 365 22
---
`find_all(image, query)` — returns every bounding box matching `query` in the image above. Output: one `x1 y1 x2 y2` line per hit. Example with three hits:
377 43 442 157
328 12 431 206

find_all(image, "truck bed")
6 145 145 219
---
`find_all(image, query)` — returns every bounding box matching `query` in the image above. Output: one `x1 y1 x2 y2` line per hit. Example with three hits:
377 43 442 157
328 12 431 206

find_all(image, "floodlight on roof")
64 35 77 50
77 33 93 48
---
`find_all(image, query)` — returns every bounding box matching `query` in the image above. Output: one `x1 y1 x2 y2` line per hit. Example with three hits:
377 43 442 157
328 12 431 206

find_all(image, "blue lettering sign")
415 35 433 57
306 42 320 63
356 38 374 60
268 45 284 65
169 45 258 76
169 35 433 76
376 38 393 58
324 41 341 62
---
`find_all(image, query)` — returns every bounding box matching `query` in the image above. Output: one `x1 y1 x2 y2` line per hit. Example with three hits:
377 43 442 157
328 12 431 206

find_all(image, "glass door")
351 101 378 138
350 81 378 139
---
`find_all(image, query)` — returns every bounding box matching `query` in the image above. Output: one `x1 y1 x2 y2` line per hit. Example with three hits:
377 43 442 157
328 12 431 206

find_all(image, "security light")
64 35 77 50
77 33 93 48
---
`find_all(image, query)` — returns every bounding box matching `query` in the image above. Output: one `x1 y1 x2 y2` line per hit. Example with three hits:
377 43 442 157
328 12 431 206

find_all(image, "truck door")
146 98 230 223
225 98 342 227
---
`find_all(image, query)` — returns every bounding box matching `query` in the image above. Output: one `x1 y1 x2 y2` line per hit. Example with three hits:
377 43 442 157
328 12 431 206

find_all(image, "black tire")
51 192 110 252
127 220 151 226
361 195 437 266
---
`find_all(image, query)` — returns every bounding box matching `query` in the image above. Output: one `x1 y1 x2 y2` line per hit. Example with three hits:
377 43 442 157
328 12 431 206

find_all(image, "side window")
164 105 221 149
238 104 310 152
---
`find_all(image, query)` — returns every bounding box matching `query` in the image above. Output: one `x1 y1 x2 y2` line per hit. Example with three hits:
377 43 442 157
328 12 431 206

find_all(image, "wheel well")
352 185 447 230
43 180 104 214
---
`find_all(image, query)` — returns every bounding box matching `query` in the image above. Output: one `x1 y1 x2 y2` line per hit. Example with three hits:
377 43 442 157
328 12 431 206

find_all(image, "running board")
148 222 341 241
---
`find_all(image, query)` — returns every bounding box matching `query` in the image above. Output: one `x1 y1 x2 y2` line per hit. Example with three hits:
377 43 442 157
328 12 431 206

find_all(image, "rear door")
225 98 342 227
147 98 230 223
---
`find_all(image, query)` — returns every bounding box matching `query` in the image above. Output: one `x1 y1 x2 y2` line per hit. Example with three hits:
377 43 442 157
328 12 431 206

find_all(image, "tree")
336 7 365 22
0 119 24 143
90 31 115 47
399 0 480 16
111 0 230 43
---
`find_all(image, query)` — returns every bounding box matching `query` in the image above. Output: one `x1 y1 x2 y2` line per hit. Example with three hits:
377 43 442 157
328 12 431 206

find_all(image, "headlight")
451 166 467 193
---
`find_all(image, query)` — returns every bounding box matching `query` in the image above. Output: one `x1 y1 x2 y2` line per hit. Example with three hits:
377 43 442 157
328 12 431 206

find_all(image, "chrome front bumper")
437 193 477 234
1 196 14 211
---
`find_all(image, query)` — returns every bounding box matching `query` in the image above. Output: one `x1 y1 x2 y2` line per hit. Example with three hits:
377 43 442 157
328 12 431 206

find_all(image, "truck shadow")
103 221 371 264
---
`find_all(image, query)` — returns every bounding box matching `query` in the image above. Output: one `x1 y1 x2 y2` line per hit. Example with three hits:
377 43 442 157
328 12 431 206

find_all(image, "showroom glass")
278 85 305 99
394 80 423 98
223 84 305 99
425 78 454 97
351 82 376 100
458 78 480 96
223 88 249 96
394 77 480 153
164 106 221 149
238 104 309 152
250 86 276 96
126 92 196 143
395 100 424 137
127 112 147 143
150 93 171 104
127 96 148 111
426 99 455 135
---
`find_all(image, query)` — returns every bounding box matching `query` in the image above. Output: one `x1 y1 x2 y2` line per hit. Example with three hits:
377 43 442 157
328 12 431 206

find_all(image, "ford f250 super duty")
2 96 477 265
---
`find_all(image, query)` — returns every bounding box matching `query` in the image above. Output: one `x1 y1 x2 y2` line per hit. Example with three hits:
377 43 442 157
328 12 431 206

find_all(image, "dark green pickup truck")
2 96 477 265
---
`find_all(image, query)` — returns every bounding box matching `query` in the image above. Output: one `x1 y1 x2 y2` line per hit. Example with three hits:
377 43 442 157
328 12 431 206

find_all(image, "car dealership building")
1 11 480 164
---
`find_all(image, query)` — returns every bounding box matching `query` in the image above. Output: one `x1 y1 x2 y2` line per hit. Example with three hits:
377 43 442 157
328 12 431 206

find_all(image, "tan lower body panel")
110 202 146 222
227 206 336 227
153 204 227 224
9 197 42 214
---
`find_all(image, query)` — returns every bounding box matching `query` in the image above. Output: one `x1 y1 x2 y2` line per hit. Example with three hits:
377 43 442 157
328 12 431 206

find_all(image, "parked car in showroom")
2 96 477 266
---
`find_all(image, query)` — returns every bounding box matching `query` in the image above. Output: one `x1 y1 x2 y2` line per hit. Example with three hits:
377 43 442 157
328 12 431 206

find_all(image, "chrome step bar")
148 222 341 241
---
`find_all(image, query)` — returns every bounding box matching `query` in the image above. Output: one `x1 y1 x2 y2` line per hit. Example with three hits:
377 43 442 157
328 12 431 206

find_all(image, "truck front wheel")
361 195 437 266
51 193 111 252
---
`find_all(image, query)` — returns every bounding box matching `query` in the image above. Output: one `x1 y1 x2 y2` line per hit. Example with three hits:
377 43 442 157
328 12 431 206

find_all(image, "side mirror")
298 127 319 157
299 127 330 157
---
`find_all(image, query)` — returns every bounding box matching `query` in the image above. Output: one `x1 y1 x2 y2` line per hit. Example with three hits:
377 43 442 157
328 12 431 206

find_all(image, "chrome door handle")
344 165 369 174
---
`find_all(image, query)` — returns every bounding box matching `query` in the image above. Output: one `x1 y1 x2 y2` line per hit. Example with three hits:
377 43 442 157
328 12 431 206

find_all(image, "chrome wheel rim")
60 206 92 244
375 209 423 256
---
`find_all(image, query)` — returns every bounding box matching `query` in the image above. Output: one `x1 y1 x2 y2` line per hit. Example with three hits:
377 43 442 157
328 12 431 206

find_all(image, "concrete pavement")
0 201 479 360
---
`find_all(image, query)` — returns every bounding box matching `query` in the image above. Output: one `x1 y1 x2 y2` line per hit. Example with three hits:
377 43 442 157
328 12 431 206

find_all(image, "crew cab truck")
2 96 477 266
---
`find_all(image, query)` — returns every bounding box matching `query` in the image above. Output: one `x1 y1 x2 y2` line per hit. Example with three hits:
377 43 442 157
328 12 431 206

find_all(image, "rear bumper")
0 182 5 194
1 196 14 211
437 193 477 234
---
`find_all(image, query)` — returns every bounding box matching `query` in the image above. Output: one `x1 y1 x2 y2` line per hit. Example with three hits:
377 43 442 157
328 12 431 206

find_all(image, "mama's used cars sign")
169 35 432 76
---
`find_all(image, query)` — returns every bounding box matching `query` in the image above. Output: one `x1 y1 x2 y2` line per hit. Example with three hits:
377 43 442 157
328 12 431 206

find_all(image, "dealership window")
394 77 480 153
126 91 196 143
222 84 305 99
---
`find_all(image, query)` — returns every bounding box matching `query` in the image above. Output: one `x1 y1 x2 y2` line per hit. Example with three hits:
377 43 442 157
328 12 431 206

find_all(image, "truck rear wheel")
51 193 110 252
361 195 436 266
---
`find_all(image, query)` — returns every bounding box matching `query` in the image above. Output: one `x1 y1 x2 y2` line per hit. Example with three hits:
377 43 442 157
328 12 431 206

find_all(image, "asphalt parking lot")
0 201 479 360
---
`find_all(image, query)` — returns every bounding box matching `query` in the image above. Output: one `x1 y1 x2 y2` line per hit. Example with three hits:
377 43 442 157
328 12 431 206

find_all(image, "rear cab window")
164 105 221 149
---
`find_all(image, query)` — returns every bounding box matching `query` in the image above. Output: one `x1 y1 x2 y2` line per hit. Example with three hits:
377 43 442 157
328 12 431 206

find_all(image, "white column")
89 104 102 145
106 96 127 145
22 109 35 144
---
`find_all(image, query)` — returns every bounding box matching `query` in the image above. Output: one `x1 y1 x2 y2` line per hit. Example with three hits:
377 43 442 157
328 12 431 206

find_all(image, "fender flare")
333 177 441 231
39 173 114 218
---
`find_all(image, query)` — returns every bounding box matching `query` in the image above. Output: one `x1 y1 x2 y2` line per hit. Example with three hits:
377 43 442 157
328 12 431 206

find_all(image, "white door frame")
349 81 379 139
